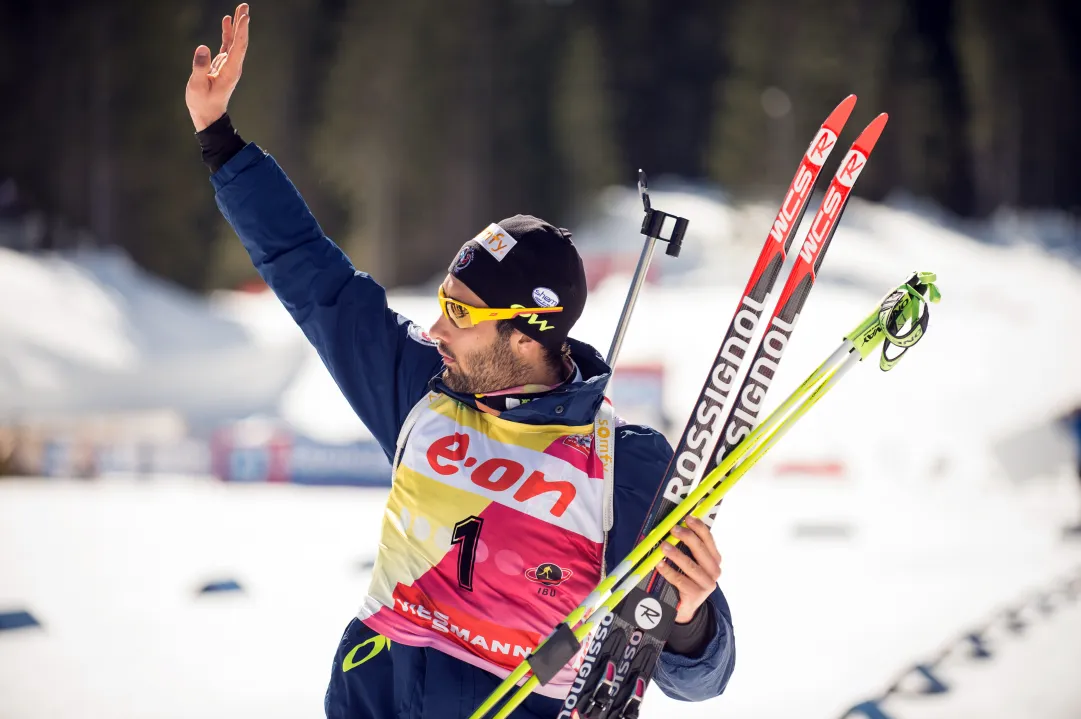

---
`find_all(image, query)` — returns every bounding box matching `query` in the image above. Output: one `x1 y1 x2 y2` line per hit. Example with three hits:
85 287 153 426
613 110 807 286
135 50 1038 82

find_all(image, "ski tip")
824 95 858 131
855 113 889 151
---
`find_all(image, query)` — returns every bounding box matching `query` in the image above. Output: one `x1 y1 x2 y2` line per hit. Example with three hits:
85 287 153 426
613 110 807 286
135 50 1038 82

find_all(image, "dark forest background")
1 0 1078 291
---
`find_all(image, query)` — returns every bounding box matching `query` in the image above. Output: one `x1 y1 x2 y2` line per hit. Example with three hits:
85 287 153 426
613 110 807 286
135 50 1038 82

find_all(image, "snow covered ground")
2 472 1080 719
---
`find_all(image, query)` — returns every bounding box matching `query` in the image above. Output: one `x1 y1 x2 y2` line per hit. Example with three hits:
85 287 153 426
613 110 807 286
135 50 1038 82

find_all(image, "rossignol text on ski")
570 99 889 719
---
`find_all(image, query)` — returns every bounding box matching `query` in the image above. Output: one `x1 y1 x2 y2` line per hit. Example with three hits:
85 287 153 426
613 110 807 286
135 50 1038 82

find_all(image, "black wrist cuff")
196 113 246 174
665 602 715 658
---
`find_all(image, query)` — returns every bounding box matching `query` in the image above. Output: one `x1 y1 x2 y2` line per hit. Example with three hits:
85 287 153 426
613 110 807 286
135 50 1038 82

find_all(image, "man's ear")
512 330 542 359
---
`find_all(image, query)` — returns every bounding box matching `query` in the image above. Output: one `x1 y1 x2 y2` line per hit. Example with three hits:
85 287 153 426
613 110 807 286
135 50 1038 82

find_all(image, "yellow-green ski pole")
468 345 839 719
489 352 853 718
472 272 940 719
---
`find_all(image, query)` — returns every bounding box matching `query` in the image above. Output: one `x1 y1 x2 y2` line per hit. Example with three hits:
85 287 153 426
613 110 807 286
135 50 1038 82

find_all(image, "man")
186 6 735 717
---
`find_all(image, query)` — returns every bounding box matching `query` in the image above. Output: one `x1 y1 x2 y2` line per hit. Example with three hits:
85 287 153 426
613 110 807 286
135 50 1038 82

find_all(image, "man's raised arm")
186 4 442 454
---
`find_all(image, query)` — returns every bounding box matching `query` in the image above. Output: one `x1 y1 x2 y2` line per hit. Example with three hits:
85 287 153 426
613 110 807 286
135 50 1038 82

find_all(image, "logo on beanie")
453 245 475 273
511 305 556 332
532 287 560 308
474 223 516 262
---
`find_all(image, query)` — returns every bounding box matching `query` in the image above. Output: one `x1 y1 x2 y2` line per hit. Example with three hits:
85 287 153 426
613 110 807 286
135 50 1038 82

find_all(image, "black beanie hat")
448 214 587 348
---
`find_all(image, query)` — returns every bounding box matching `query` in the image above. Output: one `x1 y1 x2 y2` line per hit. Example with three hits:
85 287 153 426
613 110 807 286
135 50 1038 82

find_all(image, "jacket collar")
429 338 612 426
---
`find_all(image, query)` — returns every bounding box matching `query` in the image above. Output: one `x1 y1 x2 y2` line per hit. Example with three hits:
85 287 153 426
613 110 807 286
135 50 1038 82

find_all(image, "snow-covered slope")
0 247 306 428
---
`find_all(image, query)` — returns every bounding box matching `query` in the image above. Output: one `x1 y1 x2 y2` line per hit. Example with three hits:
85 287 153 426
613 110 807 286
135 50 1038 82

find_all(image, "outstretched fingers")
232 3 248 30
232 9 250 62
219 14 233 56
216 6 250 82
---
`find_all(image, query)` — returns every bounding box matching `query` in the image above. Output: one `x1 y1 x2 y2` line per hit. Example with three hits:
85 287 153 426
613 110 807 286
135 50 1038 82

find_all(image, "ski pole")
486 350 851 719
558 274 941 643
469 340 822 719
470 272 941 719
605 170 687 367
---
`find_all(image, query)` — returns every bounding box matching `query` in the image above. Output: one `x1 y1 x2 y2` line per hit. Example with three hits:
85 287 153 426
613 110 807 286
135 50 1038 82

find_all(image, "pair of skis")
470 96 933 719
568 95 880 719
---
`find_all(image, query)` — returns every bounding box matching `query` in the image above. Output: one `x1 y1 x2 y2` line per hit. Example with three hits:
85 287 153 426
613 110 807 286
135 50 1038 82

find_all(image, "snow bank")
0 247 306 429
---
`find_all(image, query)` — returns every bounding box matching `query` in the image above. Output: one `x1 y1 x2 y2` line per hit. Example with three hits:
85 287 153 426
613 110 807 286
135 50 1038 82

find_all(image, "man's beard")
440 333 534 394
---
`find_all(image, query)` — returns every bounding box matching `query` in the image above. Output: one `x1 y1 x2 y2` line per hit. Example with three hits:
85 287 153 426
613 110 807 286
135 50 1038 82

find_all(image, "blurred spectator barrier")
3 414 393 487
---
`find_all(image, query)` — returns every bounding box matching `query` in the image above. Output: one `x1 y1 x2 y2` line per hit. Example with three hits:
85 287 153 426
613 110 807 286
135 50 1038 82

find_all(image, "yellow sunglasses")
438 286 563 329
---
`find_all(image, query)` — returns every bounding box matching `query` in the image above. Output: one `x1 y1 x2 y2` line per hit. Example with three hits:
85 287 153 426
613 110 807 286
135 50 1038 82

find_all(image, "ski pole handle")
605 170 688 368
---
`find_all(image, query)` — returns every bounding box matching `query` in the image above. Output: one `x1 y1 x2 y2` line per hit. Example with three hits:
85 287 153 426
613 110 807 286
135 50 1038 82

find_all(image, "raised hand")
185 3 251 132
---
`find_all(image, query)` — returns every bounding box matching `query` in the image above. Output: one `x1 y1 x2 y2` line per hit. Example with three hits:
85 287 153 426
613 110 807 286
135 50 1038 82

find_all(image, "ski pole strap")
876 271 940 372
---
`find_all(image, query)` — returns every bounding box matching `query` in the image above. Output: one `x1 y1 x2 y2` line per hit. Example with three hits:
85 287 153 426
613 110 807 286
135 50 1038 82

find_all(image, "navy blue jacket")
211 143 735 717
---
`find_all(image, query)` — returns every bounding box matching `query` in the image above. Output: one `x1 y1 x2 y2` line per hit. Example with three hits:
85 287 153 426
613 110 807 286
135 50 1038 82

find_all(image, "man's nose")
428 313 452 344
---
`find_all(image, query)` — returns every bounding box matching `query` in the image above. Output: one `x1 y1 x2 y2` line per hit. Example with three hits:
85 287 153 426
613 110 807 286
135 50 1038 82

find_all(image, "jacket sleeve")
607 425 736 702
211 143 444 457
